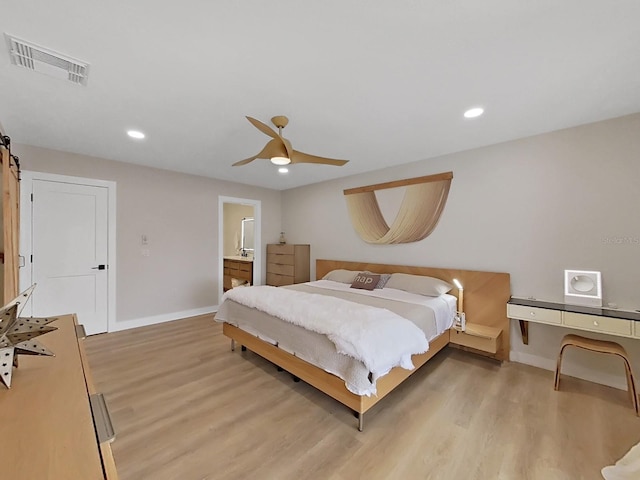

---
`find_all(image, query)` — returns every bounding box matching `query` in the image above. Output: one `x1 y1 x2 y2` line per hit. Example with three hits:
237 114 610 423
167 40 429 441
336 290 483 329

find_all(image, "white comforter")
222 285 429 381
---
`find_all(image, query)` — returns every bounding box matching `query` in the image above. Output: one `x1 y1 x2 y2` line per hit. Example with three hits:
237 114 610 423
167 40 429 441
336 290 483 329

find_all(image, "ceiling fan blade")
232 155 258 166
290 150 349 166
282 137 293 160
232 139 288 166
246 116 278 139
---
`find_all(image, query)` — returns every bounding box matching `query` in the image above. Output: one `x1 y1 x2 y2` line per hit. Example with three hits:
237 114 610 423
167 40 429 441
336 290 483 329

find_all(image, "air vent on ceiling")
5 34 89 86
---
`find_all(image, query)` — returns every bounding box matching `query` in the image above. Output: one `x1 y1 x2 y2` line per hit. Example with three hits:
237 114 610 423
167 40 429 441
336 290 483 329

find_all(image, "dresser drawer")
267 253 294 266
563 312 632 336
267 273 294 286
267 244 295 255
634 322 640 338
507 304 562 325
268 262 294 276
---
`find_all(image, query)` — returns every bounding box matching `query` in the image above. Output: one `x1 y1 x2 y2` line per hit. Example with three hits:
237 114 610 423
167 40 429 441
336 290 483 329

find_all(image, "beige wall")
282 113 640 388
14 144 282 326
223 203 254 256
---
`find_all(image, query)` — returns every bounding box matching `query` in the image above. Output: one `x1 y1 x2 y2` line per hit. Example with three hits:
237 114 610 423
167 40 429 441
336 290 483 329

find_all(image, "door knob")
91 265 107 270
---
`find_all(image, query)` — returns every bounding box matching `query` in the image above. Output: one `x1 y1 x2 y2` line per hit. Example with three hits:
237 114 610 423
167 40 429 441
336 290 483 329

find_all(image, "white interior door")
31 179 109 335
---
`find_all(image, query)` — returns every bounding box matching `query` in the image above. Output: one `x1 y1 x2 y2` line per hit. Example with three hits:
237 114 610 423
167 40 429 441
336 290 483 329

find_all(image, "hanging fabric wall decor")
344 172 453 244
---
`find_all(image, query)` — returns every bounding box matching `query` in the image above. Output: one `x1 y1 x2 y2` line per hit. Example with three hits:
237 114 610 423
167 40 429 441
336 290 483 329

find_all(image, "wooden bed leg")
241 345 247 352
230 339 235 352
292 375 300 382
358 412 364 432
277 366 283 372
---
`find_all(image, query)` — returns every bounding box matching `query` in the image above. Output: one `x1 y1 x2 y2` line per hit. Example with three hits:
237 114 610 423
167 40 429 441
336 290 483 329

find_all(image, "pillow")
322 269 360 284
375 273 391 289
350 273 381 291
385 273 452 296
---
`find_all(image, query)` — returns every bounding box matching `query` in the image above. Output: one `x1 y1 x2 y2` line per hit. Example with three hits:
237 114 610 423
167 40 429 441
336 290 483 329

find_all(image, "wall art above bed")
343 171 453 244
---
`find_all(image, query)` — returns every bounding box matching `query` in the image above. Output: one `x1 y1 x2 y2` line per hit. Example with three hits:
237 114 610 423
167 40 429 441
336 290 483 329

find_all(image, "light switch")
141 234 149 245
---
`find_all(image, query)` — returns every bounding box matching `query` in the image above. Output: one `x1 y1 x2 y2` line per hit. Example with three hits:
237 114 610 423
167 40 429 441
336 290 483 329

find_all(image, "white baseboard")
510 350 627 391
109 305 218 332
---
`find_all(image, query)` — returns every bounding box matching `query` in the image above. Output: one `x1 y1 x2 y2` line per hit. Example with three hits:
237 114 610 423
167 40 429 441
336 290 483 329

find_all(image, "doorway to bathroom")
218 196 261 303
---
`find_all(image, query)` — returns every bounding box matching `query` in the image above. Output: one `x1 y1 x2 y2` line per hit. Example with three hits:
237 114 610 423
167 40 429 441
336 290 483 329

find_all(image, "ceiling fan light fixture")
270 156 291 166
278 167 289 174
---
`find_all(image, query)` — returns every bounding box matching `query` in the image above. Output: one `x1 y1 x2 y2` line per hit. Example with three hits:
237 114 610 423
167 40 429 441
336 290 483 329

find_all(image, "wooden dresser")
0 314 118 479
223 257 253 291
266 244 310 286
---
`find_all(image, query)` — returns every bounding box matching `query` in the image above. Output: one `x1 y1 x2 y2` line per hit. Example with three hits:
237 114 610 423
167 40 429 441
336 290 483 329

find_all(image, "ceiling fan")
232 115 349 167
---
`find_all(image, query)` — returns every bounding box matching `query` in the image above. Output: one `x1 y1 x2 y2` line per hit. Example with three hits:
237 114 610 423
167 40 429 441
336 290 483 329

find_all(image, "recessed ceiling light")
127 130 145 139
464 107 484 118
278 167 289 174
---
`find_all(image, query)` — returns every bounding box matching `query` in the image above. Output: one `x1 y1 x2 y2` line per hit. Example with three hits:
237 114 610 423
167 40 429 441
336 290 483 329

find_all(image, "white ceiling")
1 1 639 190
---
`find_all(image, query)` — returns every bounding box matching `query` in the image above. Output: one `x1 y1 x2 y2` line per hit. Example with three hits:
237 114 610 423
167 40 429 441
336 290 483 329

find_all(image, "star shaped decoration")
0 285 58 389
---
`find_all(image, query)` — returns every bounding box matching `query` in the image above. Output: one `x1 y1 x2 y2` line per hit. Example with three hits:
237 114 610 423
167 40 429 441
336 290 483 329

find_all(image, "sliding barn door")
1 141 20 303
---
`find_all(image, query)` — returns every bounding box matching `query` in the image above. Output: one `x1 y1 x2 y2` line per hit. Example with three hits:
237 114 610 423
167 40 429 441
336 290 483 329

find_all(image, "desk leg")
519 320 529 345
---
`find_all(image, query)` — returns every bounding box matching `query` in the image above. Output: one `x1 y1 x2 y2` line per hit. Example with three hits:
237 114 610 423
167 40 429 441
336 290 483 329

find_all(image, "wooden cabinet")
266 244 310 286
223 258 253 291
0 314 118 479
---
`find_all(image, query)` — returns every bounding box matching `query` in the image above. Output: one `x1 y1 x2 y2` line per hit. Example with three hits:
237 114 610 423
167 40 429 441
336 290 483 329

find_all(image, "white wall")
282 113 640 389
14 144 282 329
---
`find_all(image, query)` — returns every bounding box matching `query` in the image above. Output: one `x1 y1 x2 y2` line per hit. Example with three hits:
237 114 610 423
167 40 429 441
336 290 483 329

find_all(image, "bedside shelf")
450 323 503 355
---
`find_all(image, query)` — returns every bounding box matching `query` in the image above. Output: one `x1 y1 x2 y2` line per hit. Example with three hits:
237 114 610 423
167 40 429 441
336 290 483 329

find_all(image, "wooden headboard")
316 259 512 361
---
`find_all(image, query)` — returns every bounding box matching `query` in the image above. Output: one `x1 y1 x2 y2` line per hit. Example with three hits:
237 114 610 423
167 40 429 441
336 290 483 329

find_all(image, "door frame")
20 171 117 332
218 196 261 302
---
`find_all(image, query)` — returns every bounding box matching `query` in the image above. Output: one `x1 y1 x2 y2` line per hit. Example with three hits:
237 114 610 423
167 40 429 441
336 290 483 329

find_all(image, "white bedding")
222 285 429 381
306 280 457 338
217 280 456 395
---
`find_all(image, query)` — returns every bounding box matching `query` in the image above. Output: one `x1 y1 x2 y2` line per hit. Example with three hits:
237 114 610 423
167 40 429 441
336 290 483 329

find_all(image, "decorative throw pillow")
385 273 452 296
375 273 392 289
322 269 360 284
350 273 381 291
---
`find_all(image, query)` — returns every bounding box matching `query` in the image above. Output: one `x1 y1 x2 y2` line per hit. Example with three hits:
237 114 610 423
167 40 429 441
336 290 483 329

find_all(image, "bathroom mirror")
241 217 254 253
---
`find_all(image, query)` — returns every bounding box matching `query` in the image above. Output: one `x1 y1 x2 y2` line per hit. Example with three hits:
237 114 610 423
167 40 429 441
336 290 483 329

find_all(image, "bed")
215 259 511 430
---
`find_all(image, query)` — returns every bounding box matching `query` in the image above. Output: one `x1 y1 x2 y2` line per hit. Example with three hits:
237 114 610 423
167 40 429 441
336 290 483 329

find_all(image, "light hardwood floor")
86 315 640 480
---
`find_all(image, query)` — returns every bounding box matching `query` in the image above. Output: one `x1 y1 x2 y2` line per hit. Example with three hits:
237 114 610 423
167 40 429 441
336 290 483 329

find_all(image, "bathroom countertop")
224 255 254 262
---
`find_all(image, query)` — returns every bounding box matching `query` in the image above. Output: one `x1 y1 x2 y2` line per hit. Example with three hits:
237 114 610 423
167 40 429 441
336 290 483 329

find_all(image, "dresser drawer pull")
89 393 116 444
594 320 599 327
530 312 536 316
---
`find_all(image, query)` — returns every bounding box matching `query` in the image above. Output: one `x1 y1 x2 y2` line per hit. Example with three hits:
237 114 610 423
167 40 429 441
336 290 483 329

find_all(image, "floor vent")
5 34 89 86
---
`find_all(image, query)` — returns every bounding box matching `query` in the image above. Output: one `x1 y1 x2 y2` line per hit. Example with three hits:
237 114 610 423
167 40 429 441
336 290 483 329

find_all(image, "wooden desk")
507 297 640 345
0 314 118 479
